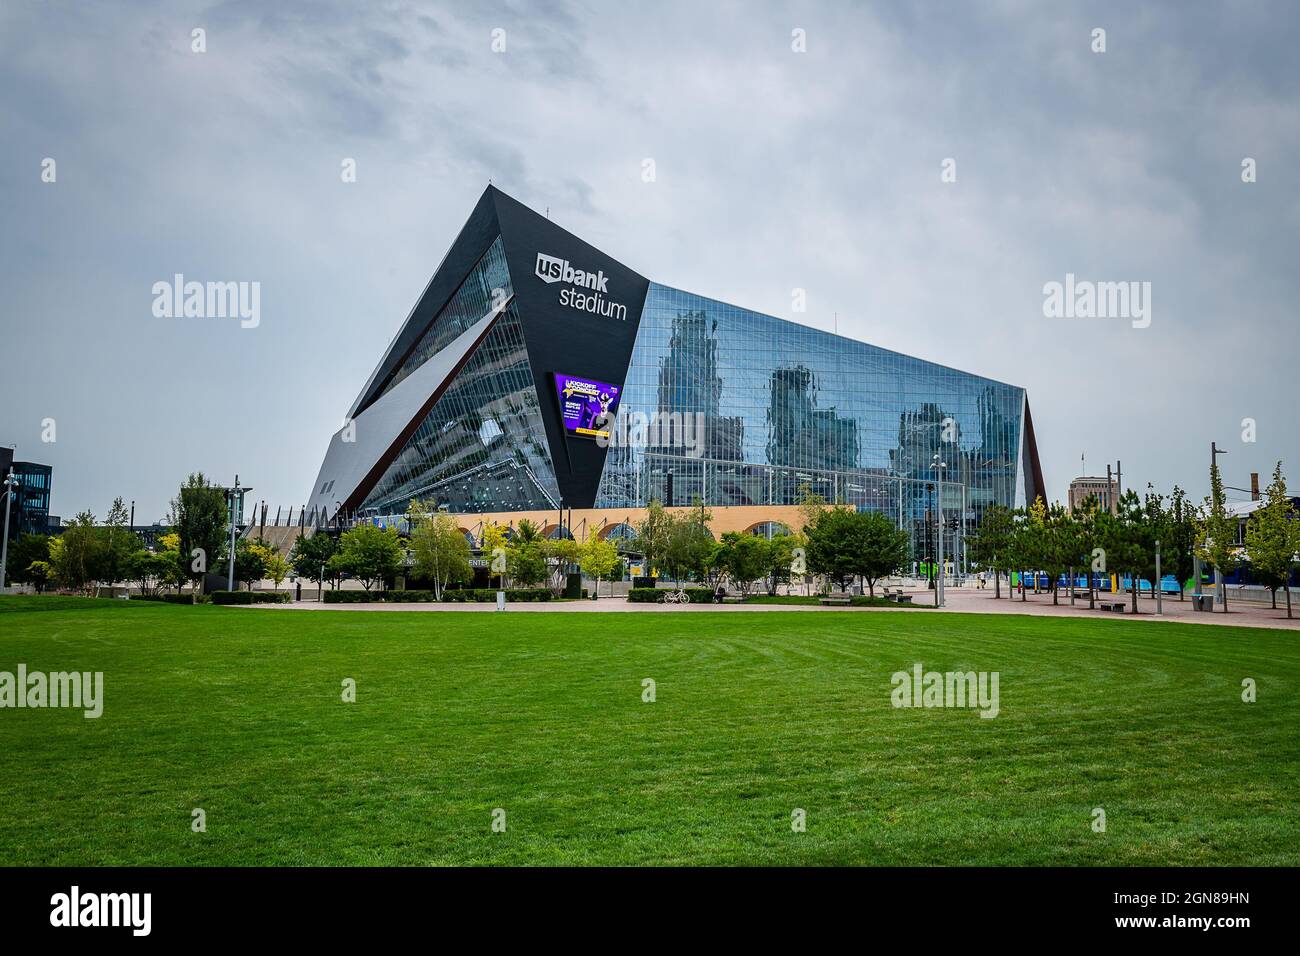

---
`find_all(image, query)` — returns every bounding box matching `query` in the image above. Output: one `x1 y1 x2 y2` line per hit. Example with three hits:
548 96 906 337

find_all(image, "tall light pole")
0 470 19 591
1211 442 1228 606
1155 539 1163 615
224 476 251 592
932 454 947 607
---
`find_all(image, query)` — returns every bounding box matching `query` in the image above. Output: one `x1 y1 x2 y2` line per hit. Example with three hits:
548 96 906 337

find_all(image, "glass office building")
307 185 1044 555
0 449 53 540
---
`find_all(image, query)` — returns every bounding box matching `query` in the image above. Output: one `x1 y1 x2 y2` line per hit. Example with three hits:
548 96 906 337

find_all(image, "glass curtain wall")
595 284 1025 565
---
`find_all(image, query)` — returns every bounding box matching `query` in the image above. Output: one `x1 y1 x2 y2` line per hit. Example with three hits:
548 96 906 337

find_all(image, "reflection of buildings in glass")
650 309 744 462
978 387 1017 468
629 308 747 506
766 365 859 504
766 366 858 471
889 402 953 483
596 282 1034 521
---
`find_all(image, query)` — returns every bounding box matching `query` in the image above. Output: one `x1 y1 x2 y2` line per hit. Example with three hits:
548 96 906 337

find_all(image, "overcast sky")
2 0 1297 523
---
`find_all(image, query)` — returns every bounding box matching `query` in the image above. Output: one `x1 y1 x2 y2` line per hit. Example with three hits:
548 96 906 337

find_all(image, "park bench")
894 593 913 604
1099 601 1125 613
819 594 852 606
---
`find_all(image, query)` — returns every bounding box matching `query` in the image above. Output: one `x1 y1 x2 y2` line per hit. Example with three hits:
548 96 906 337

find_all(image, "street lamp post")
1155 539 1163 615
925 482 935 592
0 470 20 591
932 455 947 607
1211 442 1228 607
224 476 252 592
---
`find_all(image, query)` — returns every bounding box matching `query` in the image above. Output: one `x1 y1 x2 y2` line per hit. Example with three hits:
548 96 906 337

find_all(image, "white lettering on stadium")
535 251 626 321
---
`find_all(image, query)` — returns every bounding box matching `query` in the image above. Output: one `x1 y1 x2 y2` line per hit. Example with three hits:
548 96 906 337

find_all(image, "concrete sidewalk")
934 585 1299 630
247 588 1300 628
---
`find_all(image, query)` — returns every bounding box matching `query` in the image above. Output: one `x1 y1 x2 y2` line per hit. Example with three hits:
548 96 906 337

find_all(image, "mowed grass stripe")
0 600 1295 865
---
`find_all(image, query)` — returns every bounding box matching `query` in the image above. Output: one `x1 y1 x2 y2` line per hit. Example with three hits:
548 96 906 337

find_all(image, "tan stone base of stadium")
448 504 813 541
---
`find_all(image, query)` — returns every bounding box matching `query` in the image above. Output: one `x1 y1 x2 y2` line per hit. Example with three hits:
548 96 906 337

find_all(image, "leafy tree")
1096 491 1147 613
663 503 714 583
579 536 620 599
156 532 188 596
172 474 227 589
25 560 52 592
999 507 1029 599
231 538 273 590
50 511 101 595
714 532 770 595
968 505 1014 598
1245 461 1298 618
515 518 542 545
543 536 582 593
1196 458 1238 613
635 499 673 578
796 485 830 531
1165 486 1199 601
480 523 511 587
264 549 291 591
1038 502 1083 606
3 533 49 588
123 549 177 597
1018 498 1052 598
506 541 547 588
762 533 799 595
290 532 339 591
805 507 910 596
329 524 403 592
102 496 142 586
407 500 471 600
1125 487 1167 603
1072 498 1102 609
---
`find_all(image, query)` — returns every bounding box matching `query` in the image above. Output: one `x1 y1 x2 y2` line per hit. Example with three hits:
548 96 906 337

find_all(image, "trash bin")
1192 594 1213 612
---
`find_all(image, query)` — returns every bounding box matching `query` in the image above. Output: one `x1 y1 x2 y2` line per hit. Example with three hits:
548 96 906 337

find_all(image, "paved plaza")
254 585 1300 629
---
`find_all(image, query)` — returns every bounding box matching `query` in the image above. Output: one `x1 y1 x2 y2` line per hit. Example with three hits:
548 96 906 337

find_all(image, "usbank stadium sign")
535 252 627 321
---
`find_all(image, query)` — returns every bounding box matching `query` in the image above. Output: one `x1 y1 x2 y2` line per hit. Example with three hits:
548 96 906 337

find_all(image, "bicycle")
661 589 691 604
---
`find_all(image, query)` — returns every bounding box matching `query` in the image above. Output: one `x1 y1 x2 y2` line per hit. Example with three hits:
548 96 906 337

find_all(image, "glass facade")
358 238 561 515
594 284 1025 558
372 237 513 403
3 461 52 539
342 246 1029 573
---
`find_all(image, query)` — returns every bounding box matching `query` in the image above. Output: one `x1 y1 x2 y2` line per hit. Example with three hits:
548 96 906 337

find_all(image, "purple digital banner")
554 373 621 439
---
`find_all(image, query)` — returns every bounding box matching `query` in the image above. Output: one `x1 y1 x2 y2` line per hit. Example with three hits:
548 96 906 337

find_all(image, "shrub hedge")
323 588 553 604
443 588 552 603
210 590 293 605
133 593 209 605
627 587 717 604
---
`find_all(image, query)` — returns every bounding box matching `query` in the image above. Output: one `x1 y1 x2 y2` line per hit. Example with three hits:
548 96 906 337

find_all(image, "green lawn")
0 596 1296 865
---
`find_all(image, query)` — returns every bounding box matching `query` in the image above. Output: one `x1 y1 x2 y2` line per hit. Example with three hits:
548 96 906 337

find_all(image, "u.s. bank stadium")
306 185 1043 559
